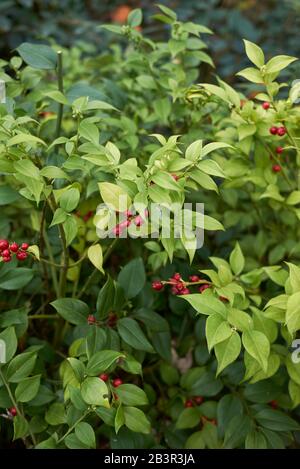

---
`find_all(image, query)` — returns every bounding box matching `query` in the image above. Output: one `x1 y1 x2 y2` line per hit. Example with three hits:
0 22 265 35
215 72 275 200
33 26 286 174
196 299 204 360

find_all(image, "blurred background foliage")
1 0 300 83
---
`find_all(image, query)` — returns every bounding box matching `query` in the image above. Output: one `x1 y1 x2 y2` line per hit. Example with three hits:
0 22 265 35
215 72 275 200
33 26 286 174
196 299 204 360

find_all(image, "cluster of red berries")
75 210 93 222
0 240 29 263
112 209 148 237
87 312 118 327
269 126 286 137
152 273 211 296
99 373 123 388
185 396 204 408
268 126 287 173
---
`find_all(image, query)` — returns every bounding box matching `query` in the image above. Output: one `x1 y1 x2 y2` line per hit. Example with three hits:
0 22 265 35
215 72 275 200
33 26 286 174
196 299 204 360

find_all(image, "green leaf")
206 314 232 351
224 414 251 448
265 55 298 74
81 377 109 407
286 292 300 334
243 40 265 68
201 142 232 158
63 216 78 246
65 433 89 449
236 67 263 83
185 139 203 161
229 242 245 275
7 352 37 383
60 188 80 212
75 422 96 448
245 429 267 449
15 375 40 402
151 171 181 191
0 327 17 362
79 120 99 145
17 42 57 69
0 268 34 290
115 384 148 406
156 4 177 20
127 8 142 27
123 406 151 434
87 244 104 273
215 331 241 375
255 409 300 431
51 298 89 325
286 262 300 293
50 208 67 227
115 405 125 434
43 90 68 104
118 258 146 299
185 431 205 449
242 330 270 372
13 415 29 440
9 133 46 147
96 276 115 319
176 408 200 429
67 358 85 382
181 294 227 317
86 350 124 376
98 182 131 211
117 318 154 353
217 394 243 438
45 402 66 425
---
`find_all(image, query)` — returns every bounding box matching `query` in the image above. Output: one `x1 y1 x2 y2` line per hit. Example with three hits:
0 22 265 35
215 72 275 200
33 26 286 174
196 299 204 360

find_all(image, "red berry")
171 173 179 181
185 399 194 408
9 242 19 253
277 126 286 137
193 396 204 405
172 273 182 281
272 164 282 173
181 287 190 295
199 284 210 293
2 256 11 263
152 280 164 291
171 286 179 295
175 282 184 291
16 251 27 261
9 407 17 417
189 275 200 282
99 373 109 382
262 102 270 110
269 126 278 135
1 249 10 257
276 146 283 154
270 400 278 409
0 239 9 251
112 378 123 388
21 243 29 251
87 314 96 325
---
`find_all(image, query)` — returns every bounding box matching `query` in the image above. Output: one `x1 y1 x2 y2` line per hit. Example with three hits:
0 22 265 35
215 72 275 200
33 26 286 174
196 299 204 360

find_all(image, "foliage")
0 6 300 450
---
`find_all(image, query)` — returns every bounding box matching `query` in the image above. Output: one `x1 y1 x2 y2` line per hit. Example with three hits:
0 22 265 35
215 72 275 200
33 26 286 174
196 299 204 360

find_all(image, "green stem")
55 51 64 139
57 410 91 445
43 228 59 297
28 314 60 320
0 367 37 447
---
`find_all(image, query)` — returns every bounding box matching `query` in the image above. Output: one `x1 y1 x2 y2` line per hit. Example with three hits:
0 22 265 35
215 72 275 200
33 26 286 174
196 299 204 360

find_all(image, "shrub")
0 7 299 449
